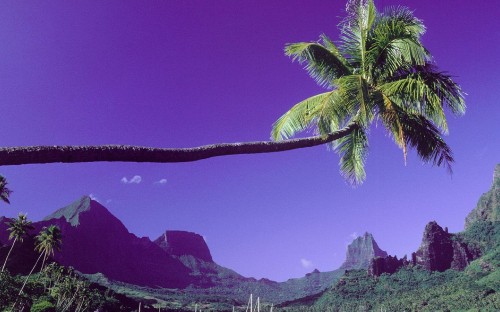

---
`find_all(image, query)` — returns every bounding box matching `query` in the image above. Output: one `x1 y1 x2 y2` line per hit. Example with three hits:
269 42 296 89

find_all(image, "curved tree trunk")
13 251 44 310
0 124 357 166
1 237 17 272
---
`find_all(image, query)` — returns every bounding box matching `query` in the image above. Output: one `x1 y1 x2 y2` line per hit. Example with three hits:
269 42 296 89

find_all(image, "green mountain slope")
278 164 500 311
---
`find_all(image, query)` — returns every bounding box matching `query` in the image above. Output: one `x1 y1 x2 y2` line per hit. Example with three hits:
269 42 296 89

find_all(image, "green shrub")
30 300 55 312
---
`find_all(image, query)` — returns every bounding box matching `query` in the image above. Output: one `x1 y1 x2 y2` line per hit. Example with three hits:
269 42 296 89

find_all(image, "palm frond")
340 0 377 73
0 175 12 204
271 92 335 141
382 6 426 37
7 213 33 242
36 225 63 256
379 64 465 132
285 39 352 88
379 75 448 132
392 64 466 115
383 106 454 172
367 7 429 80
333 126 369 185
336 74 374 126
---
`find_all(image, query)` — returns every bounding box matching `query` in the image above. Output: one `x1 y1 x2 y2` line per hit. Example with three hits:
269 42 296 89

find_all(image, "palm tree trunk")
1 237 17 272
17 252 43 296
40 253 47 273
13 251 44 310
0 124 357 166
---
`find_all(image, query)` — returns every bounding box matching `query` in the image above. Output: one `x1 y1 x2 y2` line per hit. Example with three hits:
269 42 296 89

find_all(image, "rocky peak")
465 164 500 228
368 255 408 277
43 195 109 226
340 232 388 270
154 230 213 262
413 221 453 271
412 221 475 272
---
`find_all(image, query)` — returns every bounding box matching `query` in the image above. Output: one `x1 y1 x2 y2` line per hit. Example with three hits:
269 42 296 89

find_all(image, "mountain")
465 163 500 227
340 232 387 270
154 230 213 263
412 221 475 272
0 195 391 308
281 164 500 311
1 196 193 288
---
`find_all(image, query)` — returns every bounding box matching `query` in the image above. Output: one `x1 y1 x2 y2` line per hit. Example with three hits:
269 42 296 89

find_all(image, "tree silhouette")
1 213 34 272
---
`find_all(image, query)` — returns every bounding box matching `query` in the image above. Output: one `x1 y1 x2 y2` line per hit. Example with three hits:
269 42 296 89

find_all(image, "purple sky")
0 0 499 282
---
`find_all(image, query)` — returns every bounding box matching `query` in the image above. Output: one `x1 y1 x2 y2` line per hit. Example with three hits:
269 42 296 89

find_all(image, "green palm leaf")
272 92 336 140
380 76 447 132
7 213 34 242
285 38 352 88
367 7 429 80
334 126 369 184
399 112 454 172
36 225 63 257
0 176 12 204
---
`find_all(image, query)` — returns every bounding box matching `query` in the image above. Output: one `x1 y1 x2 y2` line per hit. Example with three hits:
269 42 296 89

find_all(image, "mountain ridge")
0 195 379 305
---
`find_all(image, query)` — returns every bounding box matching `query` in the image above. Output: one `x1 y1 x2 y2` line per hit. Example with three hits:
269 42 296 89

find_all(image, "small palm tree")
16 225 62 299
1 213 34 272
271 0 465 184
36 225 63 271
0 175 12 204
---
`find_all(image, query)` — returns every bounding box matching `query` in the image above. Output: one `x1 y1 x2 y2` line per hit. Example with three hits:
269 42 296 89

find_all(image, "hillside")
1 196 385 309
278 165 500 311
2 165 498 310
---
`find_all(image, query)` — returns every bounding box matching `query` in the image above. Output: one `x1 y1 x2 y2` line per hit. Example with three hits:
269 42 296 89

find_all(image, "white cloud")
300 258 313 269
121 175 142 184
349 232 359 240
154 178 167 185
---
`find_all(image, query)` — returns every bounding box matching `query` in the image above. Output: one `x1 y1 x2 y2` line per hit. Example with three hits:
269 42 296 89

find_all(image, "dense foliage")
272 0 465 184
459 221 500 255
278 260 499 311
0 264 143 312
277 221 500 311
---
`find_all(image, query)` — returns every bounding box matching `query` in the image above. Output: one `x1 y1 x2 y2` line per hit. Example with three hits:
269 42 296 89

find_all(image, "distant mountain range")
280 164 500 311
2 164 497 310
0 194 386 305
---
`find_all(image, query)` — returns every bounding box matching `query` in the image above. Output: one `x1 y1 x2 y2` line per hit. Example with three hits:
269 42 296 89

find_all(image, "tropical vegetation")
278 221 500 311
271 0 465 183
16 225 63 308
0 175 12 204
2 213 34 272
0 264 141 311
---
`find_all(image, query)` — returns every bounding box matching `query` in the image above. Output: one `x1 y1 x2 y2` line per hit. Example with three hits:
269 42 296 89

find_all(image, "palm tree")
17 225 62 299
0 0 464 185
36 225 63 271
1 213 34 272
0 175 12 204
271 0 464 183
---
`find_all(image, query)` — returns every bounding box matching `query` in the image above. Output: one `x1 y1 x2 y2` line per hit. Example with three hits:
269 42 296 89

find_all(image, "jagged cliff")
465 164 500 227
154 230 213 263
341 232 387 270
369 164 500 277
412 221 474 271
